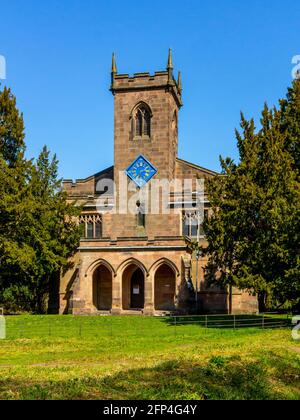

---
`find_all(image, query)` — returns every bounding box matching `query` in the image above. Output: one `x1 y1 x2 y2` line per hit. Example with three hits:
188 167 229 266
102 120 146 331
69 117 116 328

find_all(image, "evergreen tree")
280 78 300 175
0 155 35 310
203 87 300 311
25 146 82 312
0 86 25 166
0 86 81 313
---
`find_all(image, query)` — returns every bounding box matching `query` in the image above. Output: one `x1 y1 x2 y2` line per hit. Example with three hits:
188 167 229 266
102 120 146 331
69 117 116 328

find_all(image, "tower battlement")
110 50 183 107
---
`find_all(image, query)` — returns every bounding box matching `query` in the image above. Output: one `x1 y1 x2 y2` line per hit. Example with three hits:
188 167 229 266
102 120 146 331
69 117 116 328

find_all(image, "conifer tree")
0 86 25 166
280 78 300 175
0 86 81 313
203 85 300 311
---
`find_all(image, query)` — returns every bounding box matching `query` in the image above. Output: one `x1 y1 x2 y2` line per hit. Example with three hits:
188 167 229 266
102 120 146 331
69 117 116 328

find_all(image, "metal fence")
171 313 291 329
1 313 291 341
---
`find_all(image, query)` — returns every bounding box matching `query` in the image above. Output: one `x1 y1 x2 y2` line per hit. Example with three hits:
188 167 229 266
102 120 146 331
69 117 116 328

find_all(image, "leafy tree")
280 78 300 175
202 84 300 311
0 155 34 309
0 86 81 313
25 146 82 312
0 86 25 166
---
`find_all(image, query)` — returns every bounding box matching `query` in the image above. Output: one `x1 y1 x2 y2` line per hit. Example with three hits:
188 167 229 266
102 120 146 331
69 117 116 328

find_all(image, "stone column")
144 273 154 315
111 272 122 314
72 263 89 315
178 254 192 311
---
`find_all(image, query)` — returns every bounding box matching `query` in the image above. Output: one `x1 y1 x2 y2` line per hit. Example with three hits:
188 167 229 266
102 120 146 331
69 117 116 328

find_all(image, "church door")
130 269 144 309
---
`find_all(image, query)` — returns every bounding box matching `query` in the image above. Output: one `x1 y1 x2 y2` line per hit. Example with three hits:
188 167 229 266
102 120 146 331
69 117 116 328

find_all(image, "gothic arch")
85 258 116 278
130 102 153 138
149 258 180 277
117 258 149 277
130 101 153 119
153 259 178 311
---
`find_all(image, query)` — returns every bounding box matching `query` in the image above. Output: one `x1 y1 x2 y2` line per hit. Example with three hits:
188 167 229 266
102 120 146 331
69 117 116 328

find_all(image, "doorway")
130 268 145 309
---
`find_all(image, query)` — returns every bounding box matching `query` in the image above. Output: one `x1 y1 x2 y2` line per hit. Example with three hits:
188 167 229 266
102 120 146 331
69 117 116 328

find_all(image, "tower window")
143 110 151 136
136 201 146 228
136 109 143 137
172 110 178 136
132 104 152 139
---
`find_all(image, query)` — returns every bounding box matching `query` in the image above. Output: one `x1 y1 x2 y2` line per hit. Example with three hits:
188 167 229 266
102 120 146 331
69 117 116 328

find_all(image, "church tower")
59 52 259 317
111 50 183 185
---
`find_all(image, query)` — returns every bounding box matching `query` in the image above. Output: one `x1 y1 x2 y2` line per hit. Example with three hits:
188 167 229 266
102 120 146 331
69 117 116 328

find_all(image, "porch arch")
153 262 177 311
92 264 113 311
149 258 179 278
118 259 147 310
117 258 148 277
85 258 116 278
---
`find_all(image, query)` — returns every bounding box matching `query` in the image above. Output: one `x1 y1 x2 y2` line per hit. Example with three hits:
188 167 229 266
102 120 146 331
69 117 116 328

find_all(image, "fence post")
262 313 265 329
174 316 177 337
20 319 26 338
0 308 5 340
205 315 208 329
79 319 82 338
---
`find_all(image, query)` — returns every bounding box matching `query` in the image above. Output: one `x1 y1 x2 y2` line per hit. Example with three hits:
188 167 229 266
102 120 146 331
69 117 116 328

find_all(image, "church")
59 51 258 316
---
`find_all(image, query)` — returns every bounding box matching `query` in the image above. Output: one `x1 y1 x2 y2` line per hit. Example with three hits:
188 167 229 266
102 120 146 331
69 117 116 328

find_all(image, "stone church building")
59 51 258 315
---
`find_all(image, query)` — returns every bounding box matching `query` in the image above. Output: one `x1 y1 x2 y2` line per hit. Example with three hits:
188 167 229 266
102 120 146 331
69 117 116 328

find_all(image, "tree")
0 86 82 313
0 86 25 166
0 155 36 310
280 78 300 175
202 84 300 311
25 146 82 312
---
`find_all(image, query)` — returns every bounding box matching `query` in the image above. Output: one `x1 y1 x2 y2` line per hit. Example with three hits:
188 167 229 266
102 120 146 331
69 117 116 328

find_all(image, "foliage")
0 86 25 166
0 86 81 313
202 80 300 310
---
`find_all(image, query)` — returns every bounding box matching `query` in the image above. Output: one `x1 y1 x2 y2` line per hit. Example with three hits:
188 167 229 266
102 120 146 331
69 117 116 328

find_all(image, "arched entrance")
122 265 145 310
154 264 176 311
93 265 112 311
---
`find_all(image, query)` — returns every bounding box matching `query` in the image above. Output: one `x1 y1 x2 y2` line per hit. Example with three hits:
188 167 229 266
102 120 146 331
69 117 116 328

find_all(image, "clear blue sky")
1 0 299 179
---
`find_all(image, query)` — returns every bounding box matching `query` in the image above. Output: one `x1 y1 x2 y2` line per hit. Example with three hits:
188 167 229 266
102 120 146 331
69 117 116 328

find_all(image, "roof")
176 158 219 176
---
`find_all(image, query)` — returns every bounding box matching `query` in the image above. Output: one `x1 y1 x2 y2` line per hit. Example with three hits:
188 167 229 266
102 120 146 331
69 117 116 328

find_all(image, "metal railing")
1 313 291 341
170 313 291 330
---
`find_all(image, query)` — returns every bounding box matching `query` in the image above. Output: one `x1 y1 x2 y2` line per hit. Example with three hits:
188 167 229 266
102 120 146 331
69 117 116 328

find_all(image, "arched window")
172 110 178 135
136 201 146 228
136 109 143 137
132 103 152 138
80 214 102 239
143 109 151 136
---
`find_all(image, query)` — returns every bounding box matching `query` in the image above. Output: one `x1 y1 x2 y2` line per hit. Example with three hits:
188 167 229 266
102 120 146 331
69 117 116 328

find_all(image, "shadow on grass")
1 352 299 400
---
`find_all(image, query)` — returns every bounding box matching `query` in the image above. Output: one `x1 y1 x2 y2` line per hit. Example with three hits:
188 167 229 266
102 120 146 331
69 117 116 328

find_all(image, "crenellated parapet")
110 50 183 108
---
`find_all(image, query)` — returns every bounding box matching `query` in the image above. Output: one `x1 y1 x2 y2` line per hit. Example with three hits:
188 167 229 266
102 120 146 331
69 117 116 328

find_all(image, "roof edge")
176 158 219 176
63 165 114 184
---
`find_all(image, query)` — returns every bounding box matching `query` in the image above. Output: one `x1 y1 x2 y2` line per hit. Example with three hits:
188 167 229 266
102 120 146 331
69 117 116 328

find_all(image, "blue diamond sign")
126 155 158 188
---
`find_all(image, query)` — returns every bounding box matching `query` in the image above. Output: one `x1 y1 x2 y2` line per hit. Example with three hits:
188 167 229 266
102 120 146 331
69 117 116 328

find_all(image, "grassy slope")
0 316 299 400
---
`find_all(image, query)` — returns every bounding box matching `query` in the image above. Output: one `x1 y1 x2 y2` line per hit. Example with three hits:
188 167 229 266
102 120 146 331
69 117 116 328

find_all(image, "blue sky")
0 0 299 179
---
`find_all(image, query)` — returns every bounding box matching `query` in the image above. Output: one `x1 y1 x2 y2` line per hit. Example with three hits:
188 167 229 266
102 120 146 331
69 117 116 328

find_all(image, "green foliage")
280 79 300 175
203 81 300 310
0 86 82 313
0 86 25 166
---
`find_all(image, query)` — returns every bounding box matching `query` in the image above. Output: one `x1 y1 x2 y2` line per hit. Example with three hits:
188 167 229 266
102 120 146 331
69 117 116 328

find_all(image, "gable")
175 158 218 180
63 166 114 199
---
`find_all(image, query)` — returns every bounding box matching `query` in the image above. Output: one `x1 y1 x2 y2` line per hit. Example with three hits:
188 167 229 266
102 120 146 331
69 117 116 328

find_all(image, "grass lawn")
0 315 299 400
